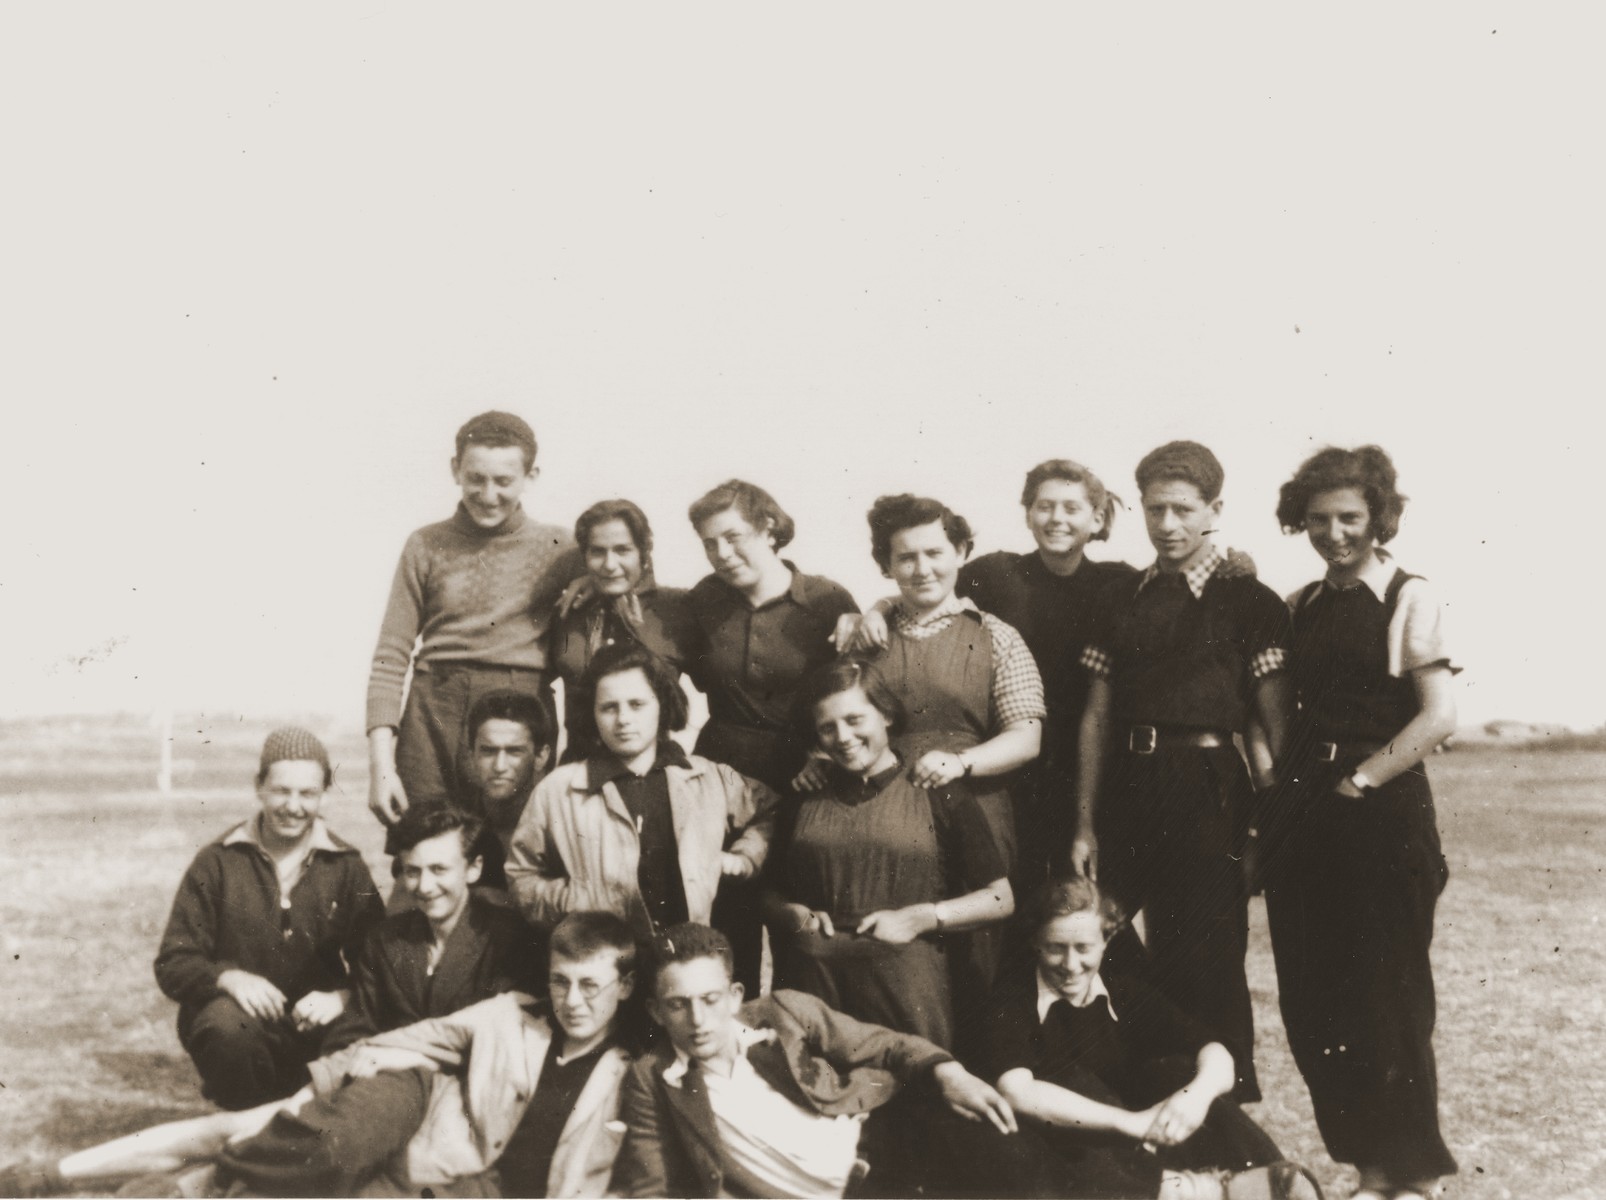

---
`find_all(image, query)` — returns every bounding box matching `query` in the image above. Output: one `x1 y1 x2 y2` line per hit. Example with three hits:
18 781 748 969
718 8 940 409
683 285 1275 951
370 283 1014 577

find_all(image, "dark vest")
1288 568 1421 745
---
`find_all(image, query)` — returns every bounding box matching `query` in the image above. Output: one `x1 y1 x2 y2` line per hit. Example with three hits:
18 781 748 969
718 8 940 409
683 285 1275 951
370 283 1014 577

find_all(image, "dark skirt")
774 928 954 1049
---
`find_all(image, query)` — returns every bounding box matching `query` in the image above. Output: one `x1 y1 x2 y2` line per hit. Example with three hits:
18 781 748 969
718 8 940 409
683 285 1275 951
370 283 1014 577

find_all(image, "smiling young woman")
761 660 1014 1050
1263 445 1459 1199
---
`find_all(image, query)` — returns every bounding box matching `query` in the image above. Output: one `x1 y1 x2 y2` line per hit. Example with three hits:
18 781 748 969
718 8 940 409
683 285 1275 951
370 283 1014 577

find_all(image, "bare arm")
1344 664 1457 791
1250 672 1294 771
1071 678 1112 879
857 878 1014 943
908 720 1041 790
994 1069 1150 1141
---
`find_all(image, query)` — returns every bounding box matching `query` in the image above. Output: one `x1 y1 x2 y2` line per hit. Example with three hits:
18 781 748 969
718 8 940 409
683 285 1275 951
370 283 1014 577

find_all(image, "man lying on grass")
2 912 637 1198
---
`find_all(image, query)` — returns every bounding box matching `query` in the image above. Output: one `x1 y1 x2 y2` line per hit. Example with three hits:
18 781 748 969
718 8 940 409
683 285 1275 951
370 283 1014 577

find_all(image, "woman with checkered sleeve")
1262 446 1457 1200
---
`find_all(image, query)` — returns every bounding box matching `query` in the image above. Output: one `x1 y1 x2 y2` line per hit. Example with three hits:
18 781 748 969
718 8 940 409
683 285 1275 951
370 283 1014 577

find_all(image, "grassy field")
2 725 1603 1198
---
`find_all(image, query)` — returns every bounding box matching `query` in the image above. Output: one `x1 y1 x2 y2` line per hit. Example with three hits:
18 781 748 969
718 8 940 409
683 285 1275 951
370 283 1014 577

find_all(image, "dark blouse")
775 762 1005 924
959 552 1138 757
980 971 1213 1099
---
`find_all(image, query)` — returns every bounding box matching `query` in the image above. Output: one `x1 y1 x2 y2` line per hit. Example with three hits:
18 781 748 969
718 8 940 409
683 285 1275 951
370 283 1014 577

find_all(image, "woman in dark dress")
1263 446 1458 1200
549 499 697 748
683 479 859 993
764 659 1013 1049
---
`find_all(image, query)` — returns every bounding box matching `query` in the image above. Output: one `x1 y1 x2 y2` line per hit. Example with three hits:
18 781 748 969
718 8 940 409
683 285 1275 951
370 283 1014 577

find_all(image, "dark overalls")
1264 569 1456 1181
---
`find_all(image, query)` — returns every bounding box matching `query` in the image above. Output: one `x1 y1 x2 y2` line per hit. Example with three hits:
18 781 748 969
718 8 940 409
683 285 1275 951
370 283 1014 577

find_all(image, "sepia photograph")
2 5 1602 1199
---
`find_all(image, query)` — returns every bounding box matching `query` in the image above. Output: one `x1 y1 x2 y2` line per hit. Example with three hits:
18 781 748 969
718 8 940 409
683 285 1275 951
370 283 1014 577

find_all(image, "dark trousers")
179 996 324 1111
1097 746 1259 1100
1264 763 1456 1181
217 1067 431 1197
396 663 553 809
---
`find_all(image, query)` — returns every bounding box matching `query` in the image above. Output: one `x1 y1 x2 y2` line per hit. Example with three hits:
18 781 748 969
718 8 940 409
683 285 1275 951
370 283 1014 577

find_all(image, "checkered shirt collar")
1140 542 1225 601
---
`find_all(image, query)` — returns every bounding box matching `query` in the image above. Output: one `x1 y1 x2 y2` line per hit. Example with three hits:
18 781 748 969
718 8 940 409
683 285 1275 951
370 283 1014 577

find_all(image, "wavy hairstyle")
866 493 974 572
687 480 796 550
1275 445 1407 545
1134 440 1225 502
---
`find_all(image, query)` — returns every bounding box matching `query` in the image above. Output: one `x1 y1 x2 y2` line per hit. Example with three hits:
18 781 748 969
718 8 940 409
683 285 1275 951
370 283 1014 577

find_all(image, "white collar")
1036 972 1118 1023
222 815 343 856
663 1023 776 1086
1325 546 1396 601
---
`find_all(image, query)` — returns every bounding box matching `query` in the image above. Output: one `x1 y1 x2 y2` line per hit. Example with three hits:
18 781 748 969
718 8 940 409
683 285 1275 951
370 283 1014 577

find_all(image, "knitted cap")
259 726 331 781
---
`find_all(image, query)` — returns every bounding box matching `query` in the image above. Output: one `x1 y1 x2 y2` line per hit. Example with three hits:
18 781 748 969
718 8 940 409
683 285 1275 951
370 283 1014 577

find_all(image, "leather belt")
1125 726 1229 755
1307 739 1388 764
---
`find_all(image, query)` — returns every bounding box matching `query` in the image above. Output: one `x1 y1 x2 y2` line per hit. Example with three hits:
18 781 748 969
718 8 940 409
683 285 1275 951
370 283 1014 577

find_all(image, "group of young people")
4 413 1459 1200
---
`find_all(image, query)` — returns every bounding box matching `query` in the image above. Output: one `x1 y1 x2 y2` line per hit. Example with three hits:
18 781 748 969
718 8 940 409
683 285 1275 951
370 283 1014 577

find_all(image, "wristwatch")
958 752 974 777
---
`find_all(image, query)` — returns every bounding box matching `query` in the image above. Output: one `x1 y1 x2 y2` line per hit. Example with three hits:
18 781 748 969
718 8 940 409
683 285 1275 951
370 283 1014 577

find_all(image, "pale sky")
2 4 1601 728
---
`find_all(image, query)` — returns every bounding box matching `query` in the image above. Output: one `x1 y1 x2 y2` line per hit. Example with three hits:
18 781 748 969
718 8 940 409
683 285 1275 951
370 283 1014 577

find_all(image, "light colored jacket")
505 756 778 930
310 992 628 1197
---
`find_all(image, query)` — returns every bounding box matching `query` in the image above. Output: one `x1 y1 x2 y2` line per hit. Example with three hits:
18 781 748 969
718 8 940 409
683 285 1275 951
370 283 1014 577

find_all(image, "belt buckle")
1129 726 1158 755
1316 742 1339 763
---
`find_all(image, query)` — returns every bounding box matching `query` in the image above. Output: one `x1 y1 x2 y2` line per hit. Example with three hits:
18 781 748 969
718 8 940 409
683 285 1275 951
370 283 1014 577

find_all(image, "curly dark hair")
466 689 552 754
687 480 796 551
866 493 974 572
1134 440 1225 503
388 801 484 860
1275 445 1407 545
567 641 688 760
1019 459 1119 542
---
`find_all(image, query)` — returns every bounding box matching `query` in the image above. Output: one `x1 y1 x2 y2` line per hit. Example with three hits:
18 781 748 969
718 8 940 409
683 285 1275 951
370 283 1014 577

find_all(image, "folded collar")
1036 972 1119 1023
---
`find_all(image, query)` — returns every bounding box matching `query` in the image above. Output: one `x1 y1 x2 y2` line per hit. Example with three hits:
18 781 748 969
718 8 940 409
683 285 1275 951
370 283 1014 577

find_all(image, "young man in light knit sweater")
366 411 582 839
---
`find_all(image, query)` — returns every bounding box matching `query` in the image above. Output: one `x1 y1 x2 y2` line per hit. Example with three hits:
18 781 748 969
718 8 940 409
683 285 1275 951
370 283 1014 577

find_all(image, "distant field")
2 737 1602 1199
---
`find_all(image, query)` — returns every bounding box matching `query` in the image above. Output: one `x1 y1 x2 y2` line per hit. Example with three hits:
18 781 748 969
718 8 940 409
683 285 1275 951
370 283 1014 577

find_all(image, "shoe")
0 1160 65 1199
1224 1160 1326 1200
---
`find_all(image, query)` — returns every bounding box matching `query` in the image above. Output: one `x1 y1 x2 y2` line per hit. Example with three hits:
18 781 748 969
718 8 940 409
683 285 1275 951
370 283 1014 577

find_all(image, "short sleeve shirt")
1080 545 1291 732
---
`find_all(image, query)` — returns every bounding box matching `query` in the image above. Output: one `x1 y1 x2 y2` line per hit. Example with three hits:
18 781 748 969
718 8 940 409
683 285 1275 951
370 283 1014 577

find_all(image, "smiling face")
255 759 327 846
471 717 545 803
886 520 963 613
1141 479 1221 570
593 667 662 763
397 828 481 926
1027 478 1105 561
650 956 744 1068
696 507 779 594
1035 910 1109 1007
549 947 632 1047
451 443 535 529
585 518 645 597
1304 486 1377 576
813 685 896 776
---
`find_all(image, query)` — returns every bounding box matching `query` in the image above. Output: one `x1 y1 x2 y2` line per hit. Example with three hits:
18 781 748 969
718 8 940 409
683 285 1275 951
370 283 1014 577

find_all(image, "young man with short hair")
1073 441 1294 1101
366 411 580 831
153 728 383 1110
322 803 544 1052
13 913 637 1199
611 923 1020 1199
